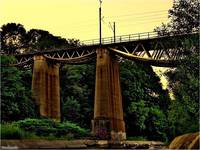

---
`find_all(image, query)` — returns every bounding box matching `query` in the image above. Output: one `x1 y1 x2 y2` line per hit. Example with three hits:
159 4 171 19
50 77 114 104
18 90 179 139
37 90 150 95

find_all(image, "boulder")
168 132 199 149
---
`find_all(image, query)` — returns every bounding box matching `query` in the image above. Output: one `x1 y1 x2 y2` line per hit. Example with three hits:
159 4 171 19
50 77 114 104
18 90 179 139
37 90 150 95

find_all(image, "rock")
125 141 165 149
84 139 97 147
1 146 18 150
97 140 109 148
168 132 199 149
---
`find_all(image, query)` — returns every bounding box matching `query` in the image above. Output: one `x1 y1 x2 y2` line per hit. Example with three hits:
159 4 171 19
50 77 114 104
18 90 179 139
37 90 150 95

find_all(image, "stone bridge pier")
32 55 60 121
92 48 126 140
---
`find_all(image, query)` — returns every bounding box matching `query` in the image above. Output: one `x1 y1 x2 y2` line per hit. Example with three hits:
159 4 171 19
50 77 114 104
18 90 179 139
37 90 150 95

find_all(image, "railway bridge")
5 31 198 140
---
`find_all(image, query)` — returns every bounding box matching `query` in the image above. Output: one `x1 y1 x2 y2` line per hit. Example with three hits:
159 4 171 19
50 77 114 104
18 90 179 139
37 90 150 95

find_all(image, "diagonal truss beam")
109 47 179 67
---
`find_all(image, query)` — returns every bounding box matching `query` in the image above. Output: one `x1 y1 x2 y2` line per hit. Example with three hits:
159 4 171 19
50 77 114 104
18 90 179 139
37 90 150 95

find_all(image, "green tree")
60 64 95 127
62 96 81 123
1 56 37 122
0 23 73 54
154 0 199 34
154 0 199 140
166 53 199 140
121 61 170 141
26 29 69 51
1 23 27 54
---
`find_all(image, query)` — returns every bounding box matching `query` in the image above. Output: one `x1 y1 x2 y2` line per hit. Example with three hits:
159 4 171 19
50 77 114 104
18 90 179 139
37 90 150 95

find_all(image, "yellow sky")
0 0 173 41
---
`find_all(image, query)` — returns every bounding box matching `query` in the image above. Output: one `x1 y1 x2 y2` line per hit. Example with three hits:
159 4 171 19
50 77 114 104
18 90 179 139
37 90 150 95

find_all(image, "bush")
145 107 168 141
57 121 89 138
14 118 89 139
1 124 37 139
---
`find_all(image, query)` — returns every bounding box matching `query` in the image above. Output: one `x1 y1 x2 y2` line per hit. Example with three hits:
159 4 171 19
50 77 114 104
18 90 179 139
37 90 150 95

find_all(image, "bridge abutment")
32 55 60 121
92 48 126 140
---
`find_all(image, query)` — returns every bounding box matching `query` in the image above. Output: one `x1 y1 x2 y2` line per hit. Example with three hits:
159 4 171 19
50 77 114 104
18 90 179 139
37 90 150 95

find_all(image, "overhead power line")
65 10 169 26
69 14 167 29
110 15 168 22
64 9 170 38
68 16 168 32
108 10 168 18
119 19 169 27
108 13 168 20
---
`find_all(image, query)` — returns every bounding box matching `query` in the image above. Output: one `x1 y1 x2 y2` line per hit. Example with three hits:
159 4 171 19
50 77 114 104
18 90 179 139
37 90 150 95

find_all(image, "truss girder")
109 47 178 67
13 47 97 65
108 34 198 66
5 56 33 67
43 48 96 64
6 32 198 66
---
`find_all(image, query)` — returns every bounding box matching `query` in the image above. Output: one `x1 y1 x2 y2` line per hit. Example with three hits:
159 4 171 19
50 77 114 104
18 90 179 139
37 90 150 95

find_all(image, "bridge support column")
32 55 60 121
92 48 126 140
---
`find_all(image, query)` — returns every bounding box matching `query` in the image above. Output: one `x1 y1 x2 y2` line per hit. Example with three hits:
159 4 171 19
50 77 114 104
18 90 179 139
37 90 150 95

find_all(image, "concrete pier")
32 55 60 121
92 48 126 140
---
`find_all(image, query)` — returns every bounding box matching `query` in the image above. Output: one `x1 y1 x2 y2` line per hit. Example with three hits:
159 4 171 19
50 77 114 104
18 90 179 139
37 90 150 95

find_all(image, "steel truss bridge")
11 31 198 67
3 31 199 141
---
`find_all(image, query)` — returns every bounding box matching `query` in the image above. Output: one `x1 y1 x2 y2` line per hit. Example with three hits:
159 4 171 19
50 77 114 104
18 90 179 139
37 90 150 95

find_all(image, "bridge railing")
81 31 197 46
82 31 159 45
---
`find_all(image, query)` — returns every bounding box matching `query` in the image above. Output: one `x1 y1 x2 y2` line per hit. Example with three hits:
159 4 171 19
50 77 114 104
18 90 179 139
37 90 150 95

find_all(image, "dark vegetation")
154 0 199 140
1 118 89 140
1 0 199 142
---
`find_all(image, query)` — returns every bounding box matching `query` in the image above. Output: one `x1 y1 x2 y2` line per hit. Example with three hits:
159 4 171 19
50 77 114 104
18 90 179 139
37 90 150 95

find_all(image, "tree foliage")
154 0 199 140
166 53 199 139
26 29 68 50
60 64 95 127
1 23 27 54
1 55 37 122
121 61 170 141
0 23 81 54
154 0 199 35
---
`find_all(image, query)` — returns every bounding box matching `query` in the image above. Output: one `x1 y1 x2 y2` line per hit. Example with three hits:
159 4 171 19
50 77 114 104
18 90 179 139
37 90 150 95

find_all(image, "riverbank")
1 139 165 149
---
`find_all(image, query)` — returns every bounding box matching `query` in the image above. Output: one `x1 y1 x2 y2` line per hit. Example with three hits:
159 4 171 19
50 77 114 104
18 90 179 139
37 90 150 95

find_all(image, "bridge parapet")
82 31 198 46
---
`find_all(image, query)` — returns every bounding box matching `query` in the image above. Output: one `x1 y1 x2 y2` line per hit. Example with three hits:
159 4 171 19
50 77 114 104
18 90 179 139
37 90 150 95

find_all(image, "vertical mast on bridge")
99 0 102 46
